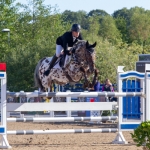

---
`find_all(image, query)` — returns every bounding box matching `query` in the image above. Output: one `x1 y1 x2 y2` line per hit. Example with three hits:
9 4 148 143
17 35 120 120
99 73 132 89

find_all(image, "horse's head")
72 40 96 73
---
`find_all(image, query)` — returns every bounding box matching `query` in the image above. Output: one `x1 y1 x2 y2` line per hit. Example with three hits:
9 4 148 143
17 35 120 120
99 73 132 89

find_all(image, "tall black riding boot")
44 54 58 76
60 54 66 69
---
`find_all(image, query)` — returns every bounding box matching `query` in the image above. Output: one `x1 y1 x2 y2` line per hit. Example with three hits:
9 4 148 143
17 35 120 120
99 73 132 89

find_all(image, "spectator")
102 78 114 92
102 78 115 101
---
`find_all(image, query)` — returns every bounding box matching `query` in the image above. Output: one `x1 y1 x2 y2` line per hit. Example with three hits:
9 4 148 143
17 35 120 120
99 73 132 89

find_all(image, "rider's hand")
72 48 75 53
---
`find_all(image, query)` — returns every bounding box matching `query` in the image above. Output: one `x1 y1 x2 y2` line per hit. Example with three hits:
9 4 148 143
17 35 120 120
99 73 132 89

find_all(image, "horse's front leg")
80 67 89 88
89 68 99 88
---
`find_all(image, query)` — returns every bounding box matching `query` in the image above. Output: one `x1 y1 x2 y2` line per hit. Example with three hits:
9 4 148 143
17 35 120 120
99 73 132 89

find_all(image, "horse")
34 40 98 92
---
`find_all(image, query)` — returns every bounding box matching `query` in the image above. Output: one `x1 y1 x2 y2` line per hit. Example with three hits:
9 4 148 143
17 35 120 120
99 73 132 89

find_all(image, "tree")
0 0 19 60
113 7 150 45
115 17 128 42
99 16 121 43
88 9 109 17
113 7 130 19
62 10 89 29
86 16 100 41
128 11 150 48
94 40 143 83
112 8 131 43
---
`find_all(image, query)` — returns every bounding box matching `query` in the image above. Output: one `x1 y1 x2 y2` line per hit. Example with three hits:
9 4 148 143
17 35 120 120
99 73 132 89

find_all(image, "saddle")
59 54 72 68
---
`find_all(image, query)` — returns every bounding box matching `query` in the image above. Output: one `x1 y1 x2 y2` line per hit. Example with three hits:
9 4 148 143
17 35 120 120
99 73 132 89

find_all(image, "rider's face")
72 31 79 38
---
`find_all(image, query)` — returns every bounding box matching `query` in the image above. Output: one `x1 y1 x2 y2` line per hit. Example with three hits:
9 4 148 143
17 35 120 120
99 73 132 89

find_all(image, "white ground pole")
145 64 150 120
0 72 11 149
7 129 118 135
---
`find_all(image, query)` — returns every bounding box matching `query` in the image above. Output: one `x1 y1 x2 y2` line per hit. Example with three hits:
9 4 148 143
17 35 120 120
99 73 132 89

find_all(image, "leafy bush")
131 121 150 150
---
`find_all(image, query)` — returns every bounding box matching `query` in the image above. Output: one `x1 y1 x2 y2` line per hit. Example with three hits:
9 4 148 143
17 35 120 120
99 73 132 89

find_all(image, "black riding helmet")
71 24 81 32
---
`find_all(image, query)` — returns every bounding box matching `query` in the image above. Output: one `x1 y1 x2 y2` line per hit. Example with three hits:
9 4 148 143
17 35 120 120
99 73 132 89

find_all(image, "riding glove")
65 50 71 55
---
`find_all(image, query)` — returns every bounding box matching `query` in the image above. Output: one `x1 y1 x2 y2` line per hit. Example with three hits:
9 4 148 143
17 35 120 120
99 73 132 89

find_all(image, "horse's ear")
91 42 97 48
86 41 89 48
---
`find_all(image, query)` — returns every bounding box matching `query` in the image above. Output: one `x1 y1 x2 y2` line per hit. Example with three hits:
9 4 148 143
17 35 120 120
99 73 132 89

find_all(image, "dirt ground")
4 122 143 150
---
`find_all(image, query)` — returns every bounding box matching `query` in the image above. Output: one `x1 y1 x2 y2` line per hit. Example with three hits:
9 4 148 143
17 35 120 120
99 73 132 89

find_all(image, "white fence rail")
2 102 117 111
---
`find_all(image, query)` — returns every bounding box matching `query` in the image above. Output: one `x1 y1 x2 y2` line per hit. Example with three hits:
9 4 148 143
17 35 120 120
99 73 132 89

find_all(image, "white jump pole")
6 91 144 97
0 64 11 149
140 74 145 122
7 116 118 122
7 128 118 135
112 66 127 144
66 90 71 117
145 64 150 120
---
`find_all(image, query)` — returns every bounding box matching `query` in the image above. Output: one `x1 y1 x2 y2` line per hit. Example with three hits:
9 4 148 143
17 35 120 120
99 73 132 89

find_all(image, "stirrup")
62 67 65 70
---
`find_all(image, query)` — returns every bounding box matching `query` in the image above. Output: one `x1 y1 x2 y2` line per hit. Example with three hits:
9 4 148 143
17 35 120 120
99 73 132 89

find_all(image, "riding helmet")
71 24 81 32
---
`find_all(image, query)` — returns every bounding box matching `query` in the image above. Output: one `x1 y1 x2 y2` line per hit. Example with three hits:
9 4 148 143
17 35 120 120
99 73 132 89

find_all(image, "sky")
15 0 150 15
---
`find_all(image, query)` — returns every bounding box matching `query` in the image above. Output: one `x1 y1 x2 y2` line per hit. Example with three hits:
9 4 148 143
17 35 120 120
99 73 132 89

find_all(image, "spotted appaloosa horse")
34 40 98 92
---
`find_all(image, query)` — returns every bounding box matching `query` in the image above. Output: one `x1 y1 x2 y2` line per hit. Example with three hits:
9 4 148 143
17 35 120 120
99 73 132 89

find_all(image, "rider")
44 24 83 76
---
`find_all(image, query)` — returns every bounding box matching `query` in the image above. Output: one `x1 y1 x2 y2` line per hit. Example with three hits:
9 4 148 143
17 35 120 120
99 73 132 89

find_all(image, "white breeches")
56 45 63 57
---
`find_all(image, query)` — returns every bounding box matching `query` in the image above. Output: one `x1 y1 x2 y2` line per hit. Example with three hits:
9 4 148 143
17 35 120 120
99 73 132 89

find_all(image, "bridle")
72 43 90 68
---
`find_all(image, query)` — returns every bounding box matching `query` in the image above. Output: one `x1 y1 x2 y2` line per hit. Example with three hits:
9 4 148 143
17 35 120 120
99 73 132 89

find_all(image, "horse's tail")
34 57 46 91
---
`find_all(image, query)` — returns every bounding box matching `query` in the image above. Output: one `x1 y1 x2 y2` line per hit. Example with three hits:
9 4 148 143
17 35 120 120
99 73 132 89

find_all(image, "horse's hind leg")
47 81 54 100
49 80 54 92
48 87 51 92
34 58 46 91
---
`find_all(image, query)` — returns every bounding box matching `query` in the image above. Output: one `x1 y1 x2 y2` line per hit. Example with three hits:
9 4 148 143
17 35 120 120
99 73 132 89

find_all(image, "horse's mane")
73 40 86 46
72 40 86 51
73 40 96 54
